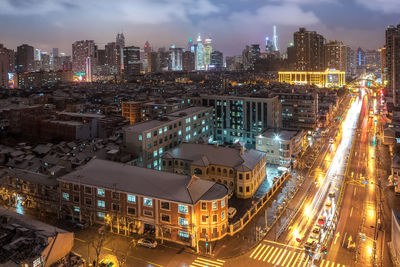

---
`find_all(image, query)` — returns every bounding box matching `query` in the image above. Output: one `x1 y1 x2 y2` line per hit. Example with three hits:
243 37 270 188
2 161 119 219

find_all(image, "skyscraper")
16 44 34 73
0 44 10 87
324 40 348 72
116 33 125 70
123 46 140 80
169 46 183 71
147 51 160 73
386 25 400 106
195 34 205 70
210 51 223 70
182 51 195 71
294 27 325 71
204 38 212 69
265 37 274 52
105 42 121 74
273 25 279 51
72 40 97 75
187 38 194 52
144 41 152 53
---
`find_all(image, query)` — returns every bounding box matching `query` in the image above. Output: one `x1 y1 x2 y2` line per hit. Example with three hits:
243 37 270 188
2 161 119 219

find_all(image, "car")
99 258 115 267
137 238 157 248
304 238 317 251
329 138 334 144
325 200 332 210
328 191 335 198
311 226 321 240
317 216 326 226
228 207 237 219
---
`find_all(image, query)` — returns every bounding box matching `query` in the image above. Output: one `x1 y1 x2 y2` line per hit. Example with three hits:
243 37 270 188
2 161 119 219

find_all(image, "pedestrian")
93 260 96 266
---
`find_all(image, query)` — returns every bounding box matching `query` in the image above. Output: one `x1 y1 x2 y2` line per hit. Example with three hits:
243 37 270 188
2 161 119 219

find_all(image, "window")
246 173 250 180
147 143 151 149
246 186 250 192
112 192 119 200
85 198 92 206
201 215 207 223
179 231 189 238
97 212 105 218
154 140 158 146
112 203 119 211
73 184 79 191
222 211 225 220
164 126 167 133
193 115 197 121
97 200 105 208
147 132 151 139
85 187 92 194
212 201 217 210
143 198 153 207
179 217 188 226
127 194 136 203
159 128 162 135
178 204 188 214
161 201 170 210
239 173 243 180
178 130 182 136
159 148 163 155
143 210 153 216
73 195 79 203
128 207 136 215
139 135 143 141
97 188 105 197
153 151 158 157
62 192 69 201
154 130 157 136
213 214 218 222
201 202 207 210
186 118 191 123
161 214 170 223
221 199 225 208
239 186 243 193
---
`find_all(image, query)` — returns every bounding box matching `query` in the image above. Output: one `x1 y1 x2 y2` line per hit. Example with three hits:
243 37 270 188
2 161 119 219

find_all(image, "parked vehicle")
137 238 157 248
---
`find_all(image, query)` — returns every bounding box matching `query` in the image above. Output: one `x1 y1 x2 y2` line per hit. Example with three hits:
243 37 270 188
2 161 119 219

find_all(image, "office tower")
294 27 325 71
286 43 295 69
72 40 97 74
116 33 125 70
226 55 242 71
0 44 10 87
182 51 195 71
144 41 151 53
242 45 251 70
324 40 348 72
105 42 121 74
210 50 223 70
158 48 170 71
123 46 140 79
169 46 183 71
16 44 34 73
381 46 387 84
187 37 194 52
265 37 274 52
195 34 205 70
250 44 260 62
356 47 366 75
34 49 41 61
40 52 51 71
204 38 212 69
86 56 92 82
147 51 160 73
52 48 59 58
365 49 381 71
273 25 279 51
386 25 400 106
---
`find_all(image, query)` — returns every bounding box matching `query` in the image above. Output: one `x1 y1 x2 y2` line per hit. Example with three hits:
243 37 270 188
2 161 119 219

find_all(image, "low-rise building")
123 106 213 169
162 143 266 199
256 129 307 166
278 69 346 88
16 70 73 88
58 159 229 247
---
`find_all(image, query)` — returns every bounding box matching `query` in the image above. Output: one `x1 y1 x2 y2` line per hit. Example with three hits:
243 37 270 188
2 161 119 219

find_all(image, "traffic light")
321 246 327 254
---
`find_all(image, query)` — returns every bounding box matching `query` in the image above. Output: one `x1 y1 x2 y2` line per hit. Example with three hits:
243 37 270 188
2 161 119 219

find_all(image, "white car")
137 238 157 248
228 207 237 219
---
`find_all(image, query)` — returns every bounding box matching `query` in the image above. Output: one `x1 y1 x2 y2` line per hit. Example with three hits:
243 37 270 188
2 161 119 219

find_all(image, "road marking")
191 257 224 267
253 244 265 259
250 243 262 258
292 252 301 265
275 249 287 265
104 247 112 251
197 257 224 265
286 251 297 266
257 245 270 260
301 254 308 267
321 259 325 266
354 187 357 196
334 232 340 245
263 246 275 261
263 239 304 251
350 207 353 217
74 238 86 243
267 247 279 263
281 250 292 266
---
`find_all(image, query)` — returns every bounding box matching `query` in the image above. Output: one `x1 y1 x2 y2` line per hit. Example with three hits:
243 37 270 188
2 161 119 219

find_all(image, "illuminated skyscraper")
144 41 152 53
0 44 10 87
273 25 279 51
116 33 125 70
105 42 121 74
210 50 223 70
204 38 212 69
265 37 274 52
188 38 194 52
123 46 140 79
169 46 183 71
195 34 205 70
72 40 96 74
294 27 325 71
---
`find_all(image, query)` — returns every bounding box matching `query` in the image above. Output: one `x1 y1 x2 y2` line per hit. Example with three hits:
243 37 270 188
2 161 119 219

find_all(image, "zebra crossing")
249 242 347 267
189 256 225 267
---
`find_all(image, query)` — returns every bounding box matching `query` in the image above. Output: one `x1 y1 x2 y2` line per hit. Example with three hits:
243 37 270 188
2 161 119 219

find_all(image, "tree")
90 227 107 265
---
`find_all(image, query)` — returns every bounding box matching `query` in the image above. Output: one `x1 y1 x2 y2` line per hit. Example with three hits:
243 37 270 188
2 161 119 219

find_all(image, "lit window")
179 231 189 238
127 194 136 203
164 126 167 133
97 212 105 218
193 115 197 121
179 217 189 226
178 130 182 136
139 135 142 141
97 200 105 208
186 118 190 123
159 128 162 134
62 192 69 201
212 201 217 210
221 199 225 208
154 160 158 167
186 126 191 132
178 204 189 214
143 198 153 207
154 150 158 157
159 148 163 155
202 120 205 125
97 188 105 197
147 132 151 139
74 206 80 212
222 211 225 219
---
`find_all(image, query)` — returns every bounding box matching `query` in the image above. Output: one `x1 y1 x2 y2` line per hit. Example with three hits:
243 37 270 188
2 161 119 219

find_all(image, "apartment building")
162 143 267 199
189 95 282 147
123 106 213 169
58 159 229 247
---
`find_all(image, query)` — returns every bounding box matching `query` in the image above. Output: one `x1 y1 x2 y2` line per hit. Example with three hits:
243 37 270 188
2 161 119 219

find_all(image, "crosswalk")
189 256 225 267
249 242 347 267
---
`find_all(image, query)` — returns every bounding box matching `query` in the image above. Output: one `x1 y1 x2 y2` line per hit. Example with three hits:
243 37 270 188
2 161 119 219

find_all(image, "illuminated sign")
396 138 400 144
8 73 15 88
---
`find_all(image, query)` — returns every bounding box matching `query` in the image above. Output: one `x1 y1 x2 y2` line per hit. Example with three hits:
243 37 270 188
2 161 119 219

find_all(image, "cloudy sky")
1 0 399 56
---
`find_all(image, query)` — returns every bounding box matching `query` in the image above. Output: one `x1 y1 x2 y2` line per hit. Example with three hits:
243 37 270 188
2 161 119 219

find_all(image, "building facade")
162 143 267 199
278 69 346 88
123 106 213 169
58 159 229 247
123 46 141 79
16 70 73 88
324 40 348 72
72 40 97 75
210 51 223 70
16 44 34 73
294 28 325 71
183 51 195 71
189 95 282 147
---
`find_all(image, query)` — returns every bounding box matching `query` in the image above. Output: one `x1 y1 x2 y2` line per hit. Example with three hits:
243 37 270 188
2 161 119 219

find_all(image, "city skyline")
2 0 400 55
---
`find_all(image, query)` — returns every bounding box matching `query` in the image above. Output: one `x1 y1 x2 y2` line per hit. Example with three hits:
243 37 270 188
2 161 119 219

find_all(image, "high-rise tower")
116 33 125 70
204 38 212 69
195 34 205 70
273 25 279 51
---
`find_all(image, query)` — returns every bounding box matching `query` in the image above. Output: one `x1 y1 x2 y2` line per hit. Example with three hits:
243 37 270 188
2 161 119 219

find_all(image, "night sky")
1 0 399 56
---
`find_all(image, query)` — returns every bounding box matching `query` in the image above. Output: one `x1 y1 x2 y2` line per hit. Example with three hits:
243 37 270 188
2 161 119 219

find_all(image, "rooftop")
260 129 304 141
58 159 228 204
